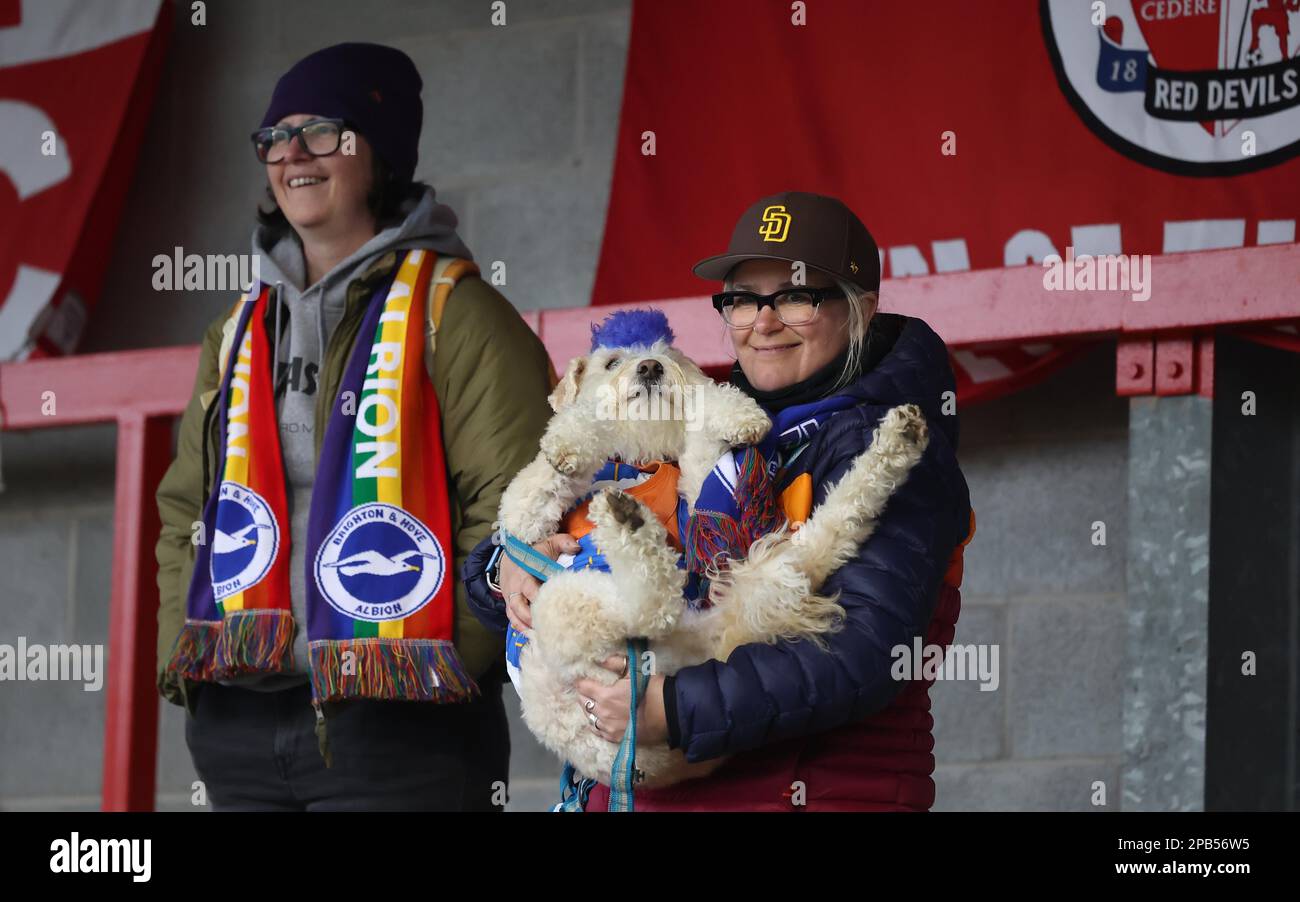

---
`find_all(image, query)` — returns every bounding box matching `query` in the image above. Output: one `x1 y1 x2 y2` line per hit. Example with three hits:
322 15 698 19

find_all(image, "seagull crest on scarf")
168 250 482 704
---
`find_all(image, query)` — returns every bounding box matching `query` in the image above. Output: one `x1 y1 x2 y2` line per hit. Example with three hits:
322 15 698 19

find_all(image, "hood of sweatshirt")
249 184 473 377
251 184 473 293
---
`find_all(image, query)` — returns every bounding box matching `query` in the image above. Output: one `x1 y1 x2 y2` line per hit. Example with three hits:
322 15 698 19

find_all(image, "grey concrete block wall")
935 761 1120 813
933 344 1130 811
1 1 1140 812
0 426 116 810
929 604 1004 764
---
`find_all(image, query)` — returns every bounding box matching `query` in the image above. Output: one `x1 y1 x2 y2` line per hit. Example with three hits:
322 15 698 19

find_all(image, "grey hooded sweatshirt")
221 187 473 691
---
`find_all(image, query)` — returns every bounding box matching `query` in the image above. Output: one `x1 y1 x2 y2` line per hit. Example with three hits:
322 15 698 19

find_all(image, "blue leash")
554 762 595 812
607 638 650 811
500 530 565 581
501 530 647 812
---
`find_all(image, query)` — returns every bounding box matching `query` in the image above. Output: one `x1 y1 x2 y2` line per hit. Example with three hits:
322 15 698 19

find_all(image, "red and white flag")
591 0 1300 401
0 0 169 360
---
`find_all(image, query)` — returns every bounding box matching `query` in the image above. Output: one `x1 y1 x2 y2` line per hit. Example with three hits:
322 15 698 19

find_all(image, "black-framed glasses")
250 117 349 163
711 286 845 328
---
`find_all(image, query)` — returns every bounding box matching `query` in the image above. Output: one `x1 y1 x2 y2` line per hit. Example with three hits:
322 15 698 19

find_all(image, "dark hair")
255 150 430 236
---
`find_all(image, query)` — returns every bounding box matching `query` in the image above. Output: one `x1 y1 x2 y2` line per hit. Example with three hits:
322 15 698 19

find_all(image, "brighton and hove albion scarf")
674 391 860 597
754 391 860 482
168 249 479 703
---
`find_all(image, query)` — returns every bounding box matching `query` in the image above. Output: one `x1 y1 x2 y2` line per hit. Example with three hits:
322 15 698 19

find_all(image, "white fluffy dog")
497 328 929 790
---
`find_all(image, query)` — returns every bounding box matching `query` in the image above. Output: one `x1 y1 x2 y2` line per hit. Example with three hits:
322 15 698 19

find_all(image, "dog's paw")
886 403 928 449
588 489 648 534
589 489 673 563
540 430 596 476
729 402 772 446
695 385 771 445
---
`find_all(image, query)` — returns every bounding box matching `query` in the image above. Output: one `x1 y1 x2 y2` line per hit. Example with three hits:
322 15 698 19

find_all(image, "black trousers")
184 669 510 812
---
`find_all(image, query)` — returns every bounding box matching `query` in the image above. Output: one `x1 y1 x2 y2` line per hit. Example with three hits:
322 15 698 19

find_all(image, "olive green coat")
154 250 553 719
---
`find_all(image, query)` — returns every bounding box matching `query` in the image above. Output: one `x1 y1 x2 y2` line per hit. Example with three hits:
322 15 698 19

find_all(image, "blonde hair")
832 279 878 390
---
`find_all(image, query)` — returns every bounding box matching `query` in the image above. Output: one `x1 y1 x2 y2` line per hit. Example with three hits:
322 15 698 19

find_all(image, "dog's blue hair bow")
589 309 675 352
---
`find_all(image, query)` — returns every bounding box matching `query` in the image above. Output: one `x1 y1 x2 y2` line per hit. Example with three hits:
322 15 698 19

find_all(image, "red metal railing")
1 242 1297 810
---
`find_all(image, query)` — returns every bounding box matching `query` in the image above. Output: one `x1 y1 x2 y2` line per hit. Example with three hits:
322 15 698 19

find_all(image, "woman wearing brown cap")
564 190 977 810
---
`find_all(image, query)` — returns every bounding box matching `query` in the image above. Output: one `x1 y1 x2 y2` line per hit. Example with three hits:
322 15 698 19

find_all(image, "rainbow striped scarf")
168 249 478 703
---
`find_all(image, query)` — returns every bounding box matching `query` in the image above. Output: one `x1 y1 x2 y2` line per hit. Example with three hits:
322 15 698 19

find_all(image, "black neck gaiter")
729 347 852 414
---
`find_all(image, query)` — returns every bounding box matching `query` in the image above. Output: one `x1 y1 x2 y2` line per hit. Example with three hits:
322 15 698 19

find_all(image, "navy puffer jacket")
463 313 974 811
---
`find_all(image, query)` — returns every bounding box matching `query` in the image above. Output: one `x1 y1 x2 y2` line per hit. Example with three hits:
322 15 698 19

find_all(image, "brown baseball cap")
692 191 881 293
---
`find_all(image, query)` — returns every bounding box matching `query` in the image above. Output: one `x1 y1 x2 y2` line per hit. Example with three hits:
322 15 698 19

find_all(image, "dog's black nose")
636 359 664 381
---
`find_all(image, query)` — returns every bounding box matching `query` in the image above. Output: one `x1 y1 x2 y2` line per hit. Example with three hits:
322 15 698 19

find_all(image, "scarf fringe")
166 620 223 681
309 638 480 703
685 447 781 573
736 446 783 542
215 609 295 674
166 609 295 680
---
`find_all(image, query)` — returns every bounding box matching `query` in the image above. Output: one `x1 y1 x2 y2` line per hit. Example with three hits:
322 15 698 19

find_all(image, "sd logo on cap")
694 191 880 294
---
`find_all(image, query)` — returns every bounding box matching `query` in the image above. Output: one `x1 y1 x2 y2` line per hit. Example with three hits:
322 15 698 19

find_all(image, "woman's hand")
574 654 669 746
500 533 580 636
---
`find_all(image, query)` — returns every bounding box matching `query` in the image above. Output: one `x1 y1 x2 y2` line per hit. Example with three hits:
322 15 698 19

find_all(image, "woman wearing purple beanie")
153 43 554 811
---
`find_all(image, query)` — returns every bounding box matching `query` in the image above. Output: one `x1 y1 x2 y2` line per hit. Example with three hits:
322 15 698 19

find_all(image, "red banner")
0 0 169 360
592 0 1300 399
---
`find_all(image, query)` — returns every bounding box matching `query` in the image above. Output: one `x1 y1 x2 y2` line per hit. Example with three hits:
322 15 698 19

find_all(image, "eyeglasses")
711 287 845 328
250 118 349 163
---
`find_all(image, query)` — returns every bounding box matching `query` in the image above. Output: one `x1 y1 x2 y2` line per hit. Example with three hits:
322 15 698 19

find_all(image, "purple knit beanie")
259 42 422 182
